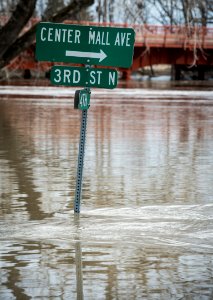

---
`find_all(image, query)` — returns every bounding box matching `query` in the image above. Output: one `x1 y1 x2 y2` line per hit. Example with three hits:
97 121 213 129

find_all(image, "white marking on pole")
65 49 107 62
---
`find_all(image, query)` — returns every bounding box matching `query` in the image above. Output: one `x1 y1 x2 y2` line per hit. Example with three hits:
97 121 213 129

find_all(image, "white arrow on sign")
65 49 107 62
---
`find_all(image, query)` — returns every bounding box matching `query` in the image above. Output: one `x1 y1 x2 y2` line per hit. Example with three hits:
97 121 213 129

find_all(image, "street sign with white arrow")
36 22 135 68
65 49 107 62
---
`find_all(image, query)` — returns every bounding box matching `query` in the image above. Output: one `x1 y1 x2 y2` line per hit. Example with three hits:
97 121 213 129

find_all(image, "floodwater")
0 80 213 299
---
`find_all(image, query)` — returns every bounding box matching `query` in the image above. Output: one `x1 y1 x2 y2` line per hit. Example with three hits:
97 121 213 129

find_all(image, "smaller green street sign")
78 89 90 110
50 66 118 89
74 89 90 110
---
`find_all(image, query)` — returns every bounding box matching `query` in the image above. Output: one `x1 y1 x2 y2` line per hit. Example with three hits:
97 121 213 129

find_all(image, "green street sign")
36 22 135 68
78 89 90 110
50 65 118 89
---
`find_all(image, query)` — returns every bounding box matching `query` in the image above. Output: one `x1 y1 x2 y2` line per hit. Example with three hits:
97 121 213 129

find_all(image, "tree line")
96 0 213 26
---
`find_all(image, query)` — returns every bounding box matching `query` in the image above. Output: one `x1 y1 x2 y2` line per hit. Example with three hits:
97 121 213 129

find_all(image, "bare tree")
0 0 36 59
108 0 114 22
96 0 115 23
0 0 18 16
150 0 212 26
119 0 212 26
92 0 212 25
0 0 94 70
120 0 149 24
149 0 179 25
44 0 65 18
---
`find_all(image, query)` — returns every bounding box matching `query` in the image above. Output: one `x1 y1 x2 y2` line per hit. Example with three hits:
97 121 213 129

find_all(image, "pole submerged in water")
74 109 88 213
74 87 90 213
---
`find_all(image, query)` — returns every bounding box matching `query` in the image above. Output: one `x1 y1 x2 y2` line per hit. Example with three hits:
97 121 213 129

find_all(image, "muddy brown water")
0 80 213 299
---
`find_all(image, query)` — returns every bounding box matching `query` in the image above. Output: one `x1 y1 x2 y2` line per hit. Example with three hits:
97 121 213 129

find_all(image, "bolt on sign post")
36 22 135 213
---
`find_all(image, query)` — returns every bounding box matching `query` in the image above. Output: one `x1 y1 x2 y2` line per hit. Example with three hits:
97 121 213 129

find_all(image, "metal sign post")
74 109 88 213
74 88 90 213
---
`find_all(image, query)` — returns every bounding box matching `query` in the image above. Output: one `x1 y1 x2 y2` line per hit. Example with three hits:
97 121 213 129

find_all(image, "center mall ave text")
40 27 132 47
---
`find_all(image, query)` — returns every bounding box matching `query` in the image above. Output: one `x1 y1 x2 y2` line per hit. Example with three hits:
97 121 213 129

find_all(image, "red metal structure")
7 20 213 78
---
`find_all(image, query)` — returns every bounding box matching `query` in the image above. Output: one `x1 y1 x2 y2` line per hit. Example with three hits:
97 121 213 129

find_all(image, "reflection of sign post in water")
75 241 84 299
36 22 135 213
74 215 84 299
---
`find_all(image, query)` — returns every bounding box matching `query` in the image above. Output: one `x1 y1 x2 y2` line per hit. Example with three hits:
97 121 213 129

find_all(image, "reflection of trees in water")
0 102 53 220
1 94 211 211
2 237 213 299
0 100 79 218
85 100 211 206
1 240 76 298
0 94 212 299
3 242 35 300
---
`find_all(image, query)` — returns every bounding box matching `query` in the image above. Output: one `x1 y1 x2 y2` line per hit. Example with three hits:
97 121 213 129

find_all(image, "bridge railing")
1 16 212 49
133 24 213 49
64 20 213 49
66 21 213 49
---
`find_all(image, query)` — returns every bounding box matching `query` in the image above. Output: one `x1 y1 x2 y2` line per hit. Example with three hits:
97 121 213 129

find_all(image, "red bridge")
7 20 213 79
